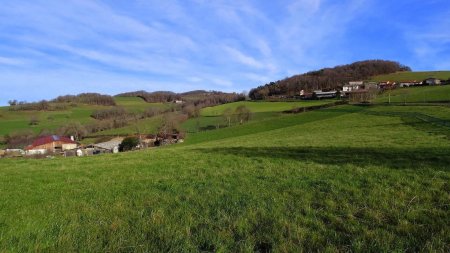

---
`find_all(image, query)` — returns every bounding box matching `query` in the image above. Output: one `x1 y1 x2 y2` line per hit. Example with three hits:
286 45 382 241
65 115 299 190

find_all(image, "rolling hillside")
0 97 167 137
1 104 449 252
182 100 335 133
373 85 450 103
370 71 450 82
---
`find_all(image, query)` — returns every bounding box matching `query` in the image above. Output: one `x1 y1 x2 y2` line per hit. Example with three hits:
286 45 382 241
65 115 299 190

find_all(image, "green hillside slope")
183 100 336 133
0 97 168 137
200 101 333 116
0 104 98 136
373 85 450 103
370 71 450 82
1 104 449 252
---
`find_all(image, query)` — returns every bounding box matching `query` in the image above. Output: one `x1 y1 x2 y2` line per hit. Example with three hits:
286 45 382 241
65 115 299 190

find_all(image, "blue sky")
0 0 449 105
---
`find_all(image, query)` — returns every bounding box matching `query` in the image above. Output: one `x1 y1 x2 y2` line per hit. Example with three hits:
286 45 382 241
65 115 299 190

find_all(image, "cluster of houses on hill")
299 77 447 100
0 133 184 159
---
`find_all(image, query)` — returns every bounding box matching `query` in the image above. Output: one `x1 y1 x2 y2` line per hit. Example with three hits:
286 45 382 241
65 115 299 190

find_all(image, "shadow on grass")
361 110 450 139
194 146 450 170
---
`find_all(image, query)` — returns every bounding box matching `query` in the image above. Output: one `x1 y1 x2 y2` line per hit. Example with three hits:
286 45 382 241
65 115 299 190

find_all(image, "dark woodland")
249 60 411 99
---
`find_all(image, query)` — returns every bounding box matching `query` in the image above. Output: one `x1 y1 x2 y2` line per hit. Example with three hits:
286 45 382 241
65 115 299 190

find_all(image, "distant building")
25 135 78 155
399 80 421 88
85 137 124 155
93 138 123 152
299 90 313 99
424 78 441 86
378 81 396 90
343 81 363 92
174 100 184 104
313 90 338 99
364 82 379 90
5 149 25 157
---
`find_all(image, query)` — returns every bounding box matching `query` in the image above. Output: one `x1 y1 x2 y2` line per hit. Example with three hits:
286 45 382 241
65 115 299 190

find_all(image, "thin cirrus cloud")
0 0 449 105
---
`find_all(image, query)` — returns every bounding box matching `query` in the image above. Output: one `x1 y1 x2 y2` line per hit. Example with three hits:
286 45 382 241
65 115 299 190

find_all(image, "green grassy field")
1 104 449 252
93 115 164 136
183 100 336 133
200 100 334 116
0 97 169 137
370 71 450 82
0 104 98 136
373 85 450 103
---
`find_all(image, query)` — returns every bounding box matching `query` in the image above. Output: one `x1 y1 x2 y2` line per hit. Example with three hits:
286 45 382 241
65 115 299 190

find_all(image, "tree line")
249 60 411 100
8 93 116 111
116 90 246 105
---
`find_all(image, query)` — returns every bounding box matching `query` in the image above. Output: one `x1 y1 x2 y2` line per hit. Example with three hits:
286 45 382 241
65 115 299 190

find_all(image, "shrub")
119 137 139 152
91 107 128 120
5 130 36 149
29 116 40 125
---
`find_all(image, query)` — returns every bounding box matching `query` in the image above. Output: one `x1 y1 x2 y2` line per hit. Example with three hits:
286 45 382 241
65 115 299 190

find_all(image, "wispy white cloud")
0 0 449 105
223 46 265 69
0 56 27 66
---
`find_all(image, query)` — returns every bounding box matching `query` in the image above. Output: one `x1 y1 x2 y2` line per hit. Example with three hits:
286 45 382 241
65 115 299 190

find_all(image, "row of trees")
52 93 116 106
249 60 411 99
222 105 252 126
8 93 116 111
117 90 246 105
91 107 129 120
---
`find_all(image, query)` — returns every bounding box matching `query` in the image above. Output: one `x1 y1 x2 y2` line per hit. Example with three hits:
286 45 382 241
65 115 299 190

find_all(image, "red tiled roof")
26 135 77 150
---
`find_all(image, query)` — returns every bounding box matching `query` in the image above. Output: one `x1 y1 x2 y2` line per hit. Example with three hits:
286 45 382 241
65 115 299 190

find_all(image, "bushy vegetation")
91 107 129 120
8 100 52 111
3 130 36 149
118 136 139 152
0 104 449 251
117 90 245 107
52 93 116 106
249 60 410 99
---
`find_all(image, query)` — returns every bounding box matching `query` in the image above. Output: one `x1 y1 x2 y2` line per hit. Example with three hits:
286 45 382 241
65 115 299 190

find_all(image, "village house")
25 135 78 155
378 81 396 89
424 78 441 86
399 80 421 88
299 90 313 99
343 81 363 92
364 82 379 90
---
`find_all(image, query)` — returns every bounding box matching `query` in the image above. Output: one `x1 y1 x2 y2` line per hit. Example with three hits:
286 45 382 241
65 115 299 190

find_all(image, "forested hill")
249 60 411 99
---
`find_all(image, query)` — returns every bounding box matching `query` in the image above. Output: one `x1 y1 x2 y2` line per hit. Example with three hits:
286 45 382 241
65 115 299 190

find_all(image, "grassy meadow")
0 97 169 137
183 100 336 133
373 85 450 103
1 104 449 252
200 101 334 116
0 104 98 136
370 71 450 82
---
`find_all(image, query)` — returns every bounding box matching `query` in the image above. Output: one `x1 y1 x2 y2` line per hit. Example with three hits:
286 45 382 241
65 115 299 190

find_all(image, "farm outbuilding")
25 135 78 154
312 90 338 99
86 137 124 154
424 78 441 85
343 81 363 92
